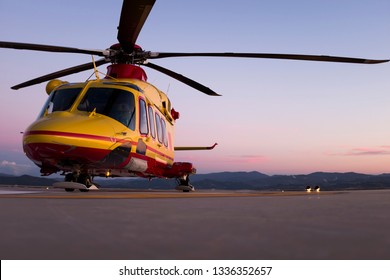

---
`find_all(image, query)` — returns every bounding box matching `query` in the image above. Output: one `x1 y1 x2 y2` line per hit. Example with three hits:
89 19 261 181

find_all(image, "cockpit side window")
39 87 81 117
77 87 136 130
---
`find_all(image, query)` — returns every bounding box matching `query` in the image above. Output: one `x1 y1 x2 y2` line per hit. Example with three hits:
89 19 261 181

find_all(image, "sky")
0 0 390 176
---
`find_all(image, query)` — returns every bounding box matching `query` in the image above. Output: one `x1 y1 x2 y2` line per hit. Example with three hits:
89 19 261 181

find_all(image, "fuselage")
23 78 193 179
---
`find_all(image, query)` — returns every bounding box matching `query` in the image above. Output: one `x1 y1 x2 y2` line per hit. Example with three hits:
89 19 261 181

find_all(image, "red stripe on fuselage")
24 130 174 161
24 130 129 144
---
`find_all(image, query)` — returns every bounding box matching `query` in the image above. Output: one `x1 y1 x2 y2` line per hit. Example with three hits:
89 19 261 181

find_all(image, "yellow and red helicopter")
0 0 388 192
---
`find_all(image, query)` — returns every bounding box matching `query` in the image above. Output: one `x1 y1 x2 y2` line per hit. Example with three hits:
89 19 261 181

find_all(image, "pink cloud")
329 146 390 156
227 155 268 164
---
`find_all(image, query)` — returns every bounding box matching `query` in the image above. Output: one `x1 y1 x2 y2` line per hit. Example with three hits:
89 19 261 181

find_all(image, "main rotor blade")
148 52 390 64
0 41 105 56
144 62 220 96
117 0 156 53
12 58 108 90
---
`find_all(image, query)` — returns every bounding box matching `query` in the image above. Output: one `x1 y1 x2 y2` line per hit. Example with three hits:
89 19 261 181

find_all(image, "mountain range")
1 171 390 191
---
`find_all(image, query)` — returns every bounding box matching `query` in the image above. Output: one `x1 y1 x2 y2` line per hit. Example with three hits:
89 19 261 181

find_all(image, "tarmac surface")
0 185 389 260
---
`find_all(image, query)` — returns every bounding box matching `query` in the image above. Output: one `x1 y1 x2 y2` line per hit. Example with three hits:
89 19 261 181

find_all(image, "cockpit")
39 84 136 130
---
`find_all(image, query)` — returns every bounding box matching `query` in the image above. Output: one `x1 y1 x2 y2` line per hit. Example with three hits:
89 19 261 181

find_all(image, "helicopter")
0 0 389 192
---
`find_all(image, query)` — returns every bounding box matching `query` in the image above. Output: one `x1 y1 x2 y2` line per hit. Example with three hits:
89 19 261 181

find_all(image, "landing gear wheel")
64 173 76 192
62 172 96 192
175 175 195 192
65 173 76 182
78 173 92 192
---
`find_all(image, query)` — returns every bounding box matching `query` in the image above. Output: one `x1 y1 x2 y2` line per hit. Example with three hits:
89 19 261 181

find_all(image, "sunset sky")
1 0 390 176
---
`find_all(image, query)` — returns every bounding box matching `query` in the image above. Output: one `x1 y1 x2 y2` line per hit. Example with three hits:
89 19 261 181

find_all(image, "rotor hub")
108 43 147 64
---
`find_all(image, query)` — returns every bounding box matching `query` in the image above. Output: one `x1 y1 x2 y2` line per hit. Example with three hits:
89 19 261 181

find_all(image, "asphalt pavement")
1 186 389 259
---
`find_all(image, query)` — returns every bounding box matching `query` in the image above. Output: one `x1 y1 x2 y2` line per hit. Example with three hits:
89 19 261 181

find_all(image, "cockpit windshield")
38 87 82 118
77 87 136 130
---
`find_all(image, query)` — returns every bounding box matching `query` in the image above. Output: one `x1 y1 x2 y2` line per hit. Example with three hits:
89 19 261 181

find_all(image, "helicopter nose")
22 112 118 168
23 131 112 164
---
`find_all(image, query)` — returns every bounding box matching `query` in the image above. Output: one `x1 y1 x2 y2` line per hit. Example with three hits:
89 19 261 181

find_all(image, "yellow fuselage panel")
24 111 119 149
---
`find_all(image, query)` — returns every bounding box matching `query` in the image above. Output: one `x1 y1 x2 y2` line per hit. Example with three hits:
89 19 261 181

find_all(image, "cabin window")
161 119 168 147
148 106 156 139
155 113 163 144
139 98 149 135
39 87 81 117
77 87 135 130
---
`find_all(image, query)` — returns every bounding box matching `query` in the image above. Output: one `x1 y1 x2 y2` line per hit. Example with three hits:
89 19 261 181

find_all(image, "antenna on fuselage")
92 55 100 80
166 83 170 95
86 56 108 81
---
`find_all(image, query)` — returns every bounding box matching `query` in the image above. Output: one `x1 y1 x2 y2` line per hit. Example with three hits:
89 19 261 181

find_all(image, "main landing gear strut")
175 174 195 192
